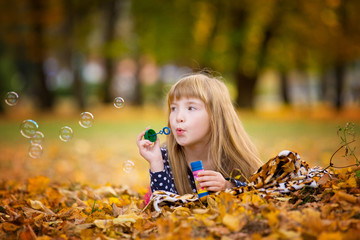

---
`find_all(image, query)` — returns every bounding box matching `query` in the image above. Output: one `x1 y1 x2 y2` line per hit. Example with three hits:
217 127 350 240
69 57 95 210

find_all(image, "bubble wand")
144 127 171 142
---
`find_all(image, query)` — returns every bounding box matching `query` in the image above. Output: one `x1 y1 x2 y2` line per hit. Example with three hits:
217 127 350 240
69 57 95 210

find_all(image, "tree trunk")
235 71 257 108
102 0 119 104
319 70 329 102
334 63 345 110
61 0 86 110
30 0 54 110
72 53 86 110
280 72 290 104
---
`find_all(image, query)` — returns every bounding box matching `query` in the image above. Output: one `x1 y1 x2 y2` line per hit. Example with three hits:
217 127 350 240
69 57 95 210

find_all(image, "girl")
136 73 263 196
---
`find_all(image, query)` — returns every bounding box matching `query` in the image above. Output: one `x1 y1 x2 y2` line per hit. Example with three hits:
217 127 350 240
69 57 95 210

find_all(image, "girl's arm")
136 129 163 172
149 148 178 194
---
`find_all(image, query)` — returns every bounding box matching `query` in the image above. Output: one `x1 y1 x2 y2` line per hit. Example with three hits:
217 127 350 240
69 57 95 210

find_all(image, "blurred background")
0 0 359 190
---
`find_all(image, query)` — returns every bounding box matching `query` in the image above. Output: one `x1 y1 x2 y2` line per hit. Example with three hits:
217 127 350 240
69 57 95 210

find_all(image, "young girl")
136 73 263 196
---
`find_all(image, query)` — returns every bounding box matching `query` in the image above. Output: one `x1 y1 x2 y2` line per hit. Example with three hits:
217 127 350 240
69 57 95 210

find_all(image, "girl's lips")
176 128 185 135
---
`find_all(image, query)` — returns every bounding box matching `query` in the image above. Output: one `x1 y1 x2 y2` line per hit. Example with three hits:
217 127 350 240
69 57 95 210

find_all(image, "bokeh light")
59 126 73 142
20 120 39 138
114 97 125 108
79 112 94 128
4 91 19 106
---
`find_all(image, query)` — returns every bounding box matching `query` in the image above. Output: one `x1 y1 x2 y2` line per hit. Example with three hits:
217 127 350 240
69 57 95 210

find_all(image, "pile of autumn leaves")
1 168 360 240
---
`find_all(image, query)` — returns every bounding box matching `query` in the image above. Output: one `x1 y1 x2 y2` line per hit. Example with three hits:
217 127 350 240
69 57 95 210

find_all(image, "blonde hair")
166 73 263 195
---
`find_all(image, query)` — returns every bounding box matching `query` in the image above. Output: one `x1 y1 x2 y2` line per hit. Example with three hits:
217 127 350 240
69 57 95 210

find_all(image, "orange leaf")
2 222 20 232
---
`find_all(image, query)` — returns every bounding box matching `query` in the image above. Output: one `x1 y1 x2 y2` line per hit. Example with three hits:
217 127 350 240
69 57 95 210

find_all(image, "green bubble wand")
144 127 171 142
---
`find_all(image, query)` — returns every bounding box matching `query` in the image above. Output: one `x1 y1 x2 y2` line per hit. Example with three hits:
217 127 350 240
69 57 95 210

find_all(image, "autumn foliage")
0 166 359 240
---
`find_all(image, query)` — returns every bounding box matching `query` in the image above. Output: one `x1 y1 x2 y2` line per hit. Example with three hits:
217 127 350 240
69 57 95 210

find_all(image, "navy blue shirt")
149 147 247 194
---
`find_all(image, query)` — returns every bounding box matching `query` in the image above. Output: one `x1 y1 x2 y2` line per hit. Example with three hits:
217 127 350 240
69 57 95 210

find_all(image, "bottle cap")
190 160 204 172
144 129 157 142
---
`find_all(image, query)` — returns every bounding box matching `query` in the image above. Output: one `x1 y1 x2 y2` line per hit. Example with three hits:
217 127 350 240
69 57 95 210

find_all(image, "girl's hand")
136 128 164 172
197 170 234 191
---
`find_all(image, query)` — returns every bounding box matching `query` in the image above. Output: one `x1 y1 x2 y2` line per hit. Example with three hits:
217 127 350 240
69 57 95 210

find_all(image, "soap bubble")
122 160 135 173
59 126 73 142
114 97 125 108
29 143 43 159
5 91 19 106
30 131 45 145
79 112 94 128
20 120 39 138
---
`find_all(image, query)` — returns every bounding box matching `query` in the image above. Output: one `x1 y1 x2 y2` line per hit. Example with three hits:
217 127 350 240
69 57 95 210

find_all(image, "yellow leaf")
192 208 209 214
222 213 246 232
29 200 45 210
94 219 113 229
173 207 191 217
346 176 358 188
335 191 359 204
113 213 141 225
109 197 121 205
94 186 117 197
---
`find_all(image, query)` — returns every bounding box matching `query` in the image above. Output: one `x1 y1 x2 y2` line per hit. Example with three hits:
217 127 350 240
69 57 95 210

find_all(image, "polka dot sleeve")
149 147 177 194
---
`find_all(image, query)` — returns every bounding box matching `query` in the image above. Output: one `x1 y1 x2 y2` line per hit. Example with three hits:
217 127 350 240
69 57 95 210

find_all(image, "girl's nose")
176 110 184 123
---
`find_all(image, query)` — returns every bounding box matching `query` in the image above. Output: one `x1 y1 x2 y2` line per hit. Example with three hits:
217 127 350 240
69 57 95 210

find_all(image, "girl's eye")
188 106 196 111
170 106 177 111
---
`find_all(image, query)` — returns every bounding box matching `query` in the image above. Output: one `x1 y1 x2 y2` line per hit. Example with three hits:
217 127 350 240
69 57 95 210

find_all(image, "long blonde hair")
166 73 263 195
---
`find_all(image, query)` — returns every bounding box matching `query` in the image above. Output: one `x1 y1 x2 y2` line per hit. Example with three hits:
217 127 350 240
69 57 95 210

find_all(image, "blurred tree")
287 0 360 109
0 0 58 110
101 0 121 104
60 0 103 110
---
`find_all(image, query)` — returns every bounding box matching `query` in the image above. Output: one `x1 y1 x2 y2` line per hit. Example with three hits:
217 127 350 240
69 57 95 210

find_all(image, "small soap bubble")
30 131 45 145
5 91 19 106
29 143 43 159
79 112 94 128
122 160 135 173
59 126 73 142
114 97 125 108
20 119 39 138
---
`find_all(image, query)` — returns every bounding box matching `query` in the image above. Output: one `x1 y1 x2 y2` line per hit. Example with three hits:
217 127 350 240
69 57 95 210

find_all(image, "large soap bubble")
30 131 45 145
29 143 43 159
114 97 125 108
59 126 73 142
79 112 94 128
5 91 19 106
122 160 135 173
20 120 39 138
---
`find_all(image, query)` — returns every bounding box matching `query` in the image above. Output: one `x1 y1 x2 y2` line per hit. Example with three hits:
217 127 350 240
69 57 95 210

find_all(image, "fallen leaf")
113 213 142 225
222 213 246 232
94 219 114 229
2 222 20 232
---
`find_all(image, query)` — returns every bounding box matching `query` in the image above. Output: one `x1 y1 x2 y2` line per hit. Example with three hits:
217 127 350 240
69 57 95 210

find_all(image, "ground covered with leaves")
1 167 359 240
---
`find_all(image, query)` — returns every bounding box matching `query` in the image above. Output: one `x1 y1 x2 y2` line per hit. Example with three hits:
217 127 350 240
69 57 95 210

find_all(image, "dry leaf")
94 219 114 229
113 213 141 225
2 222 20 232
222 213 246 232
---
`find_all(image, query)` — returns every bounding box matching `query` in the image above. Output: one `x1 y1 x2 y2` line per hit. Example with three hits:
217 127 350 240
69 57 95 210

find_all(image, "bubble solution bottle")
190 160 209 199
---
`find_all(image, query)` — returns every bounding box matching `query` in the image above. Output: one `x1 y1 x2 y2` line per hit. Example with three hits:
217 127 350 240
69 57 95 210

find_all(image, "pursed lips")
176 128 185 135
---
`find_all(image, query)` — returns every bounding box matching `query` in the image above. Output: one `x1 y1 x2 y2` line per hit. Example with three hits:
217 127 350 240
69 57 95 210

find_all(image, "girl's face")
169 97 210 148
